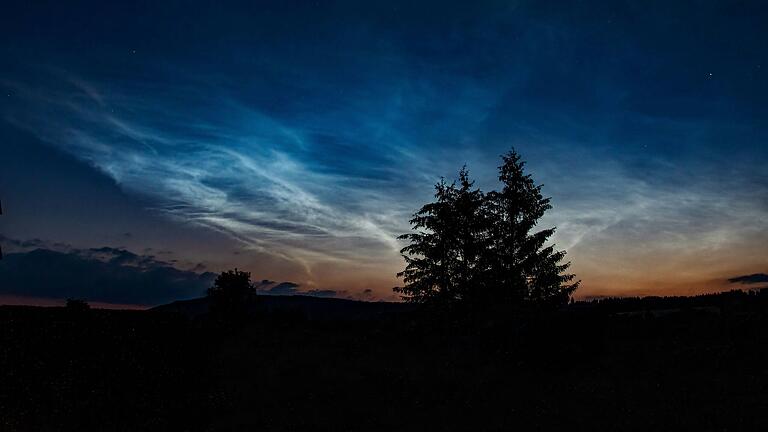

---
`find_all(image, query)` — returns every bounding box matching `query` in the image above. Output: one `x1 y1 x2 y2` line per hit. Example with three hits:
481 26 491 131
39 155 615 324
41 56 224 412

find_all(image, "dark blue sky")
1 0 766 304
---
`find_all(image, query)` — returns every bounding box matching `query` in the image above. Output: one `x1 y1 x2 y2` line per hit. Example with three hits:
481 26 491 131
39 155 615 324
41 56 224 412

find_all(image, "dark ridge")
151 294 415 321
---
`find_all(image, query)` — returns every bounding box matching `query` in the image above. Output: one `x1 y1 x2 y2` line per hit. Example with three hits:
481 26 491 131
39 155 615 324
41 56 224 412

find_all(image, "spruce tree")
395 179 458 304
451 167 491 304
395 149 579 309
486 150 579 307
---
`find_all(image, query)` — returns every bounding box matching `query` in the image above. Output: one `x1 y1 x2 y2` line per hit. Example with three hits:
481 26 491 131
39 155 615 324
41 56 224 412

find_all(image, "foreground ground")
2 296 768 431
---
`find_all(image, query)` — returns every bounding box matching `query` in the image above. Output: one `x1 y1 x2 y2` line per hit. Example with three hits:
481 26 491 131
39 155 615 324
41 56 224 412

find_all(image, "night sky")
1 1 767 306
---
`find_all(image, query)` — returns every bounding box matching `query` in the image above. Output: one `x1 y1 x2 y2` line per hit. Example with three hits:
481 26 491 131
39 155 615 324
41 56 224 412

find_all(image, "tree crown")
395 149 579 310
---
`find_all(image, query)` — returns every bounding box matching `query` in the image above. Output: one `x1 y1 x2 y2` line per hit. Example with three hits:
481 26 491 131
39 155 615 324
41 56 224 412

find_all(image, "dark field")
2 294 768 431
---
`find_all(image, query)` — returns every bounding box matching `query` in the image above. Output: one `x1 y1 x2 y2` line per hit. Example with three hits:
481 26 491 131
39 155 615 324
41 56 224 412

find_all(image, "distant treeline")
572 288 768 314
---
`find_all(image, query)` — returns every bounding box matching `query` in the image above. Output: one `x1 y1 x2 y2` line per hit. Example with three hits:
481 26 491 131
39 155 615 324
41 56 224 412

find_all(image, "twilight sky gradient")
1 0 767 305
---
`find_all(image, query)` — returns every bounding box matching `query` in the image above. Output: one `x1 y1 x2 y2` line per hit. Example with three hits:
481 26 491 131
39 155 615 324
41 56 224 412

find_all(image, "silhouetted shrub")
207 268 256 324
66 298 90 312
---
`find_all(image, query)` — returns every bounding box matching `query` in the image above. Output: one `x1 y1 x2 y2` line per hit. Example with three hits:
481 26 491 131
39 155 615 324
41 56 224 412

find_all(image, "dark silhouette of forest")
2 151 768 431
4 287 768 431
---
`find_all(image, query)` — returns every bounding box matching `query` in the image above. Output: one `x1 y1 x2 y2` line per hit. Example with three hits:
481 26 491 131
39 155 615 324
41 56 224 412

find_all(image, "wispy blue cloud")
1 0 767 299
4 73 461 273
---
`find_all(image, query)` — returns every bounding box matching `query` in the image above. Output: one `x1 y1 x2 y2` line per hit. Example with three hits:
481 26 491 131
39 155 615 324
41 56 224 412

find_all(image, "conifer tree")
486 150 579 307
395 179 458 304
451 166 491 304
395 149 579 309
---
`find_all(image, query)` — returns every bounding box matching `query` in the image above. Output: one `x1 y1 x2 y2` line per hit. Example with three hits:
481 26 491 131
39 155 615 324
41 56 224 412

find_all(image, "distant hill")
152 288 768 321
151 295 415 321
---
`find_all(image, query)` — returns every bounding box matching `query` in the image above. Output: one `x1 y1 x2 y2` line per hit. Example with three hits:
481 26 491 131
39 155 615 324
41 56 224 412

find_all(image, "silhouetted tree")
485 150 579 307
396 149 579 310
65 298 90 312
395 168 490 306
395 178 459 305
450 167 492 304
207 269 256 322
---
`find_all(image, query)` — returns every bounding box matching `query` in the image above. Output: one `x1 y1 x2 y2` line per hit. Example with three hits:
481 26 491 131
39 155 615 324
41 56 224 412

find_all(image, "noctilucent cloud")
1 1 767 305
